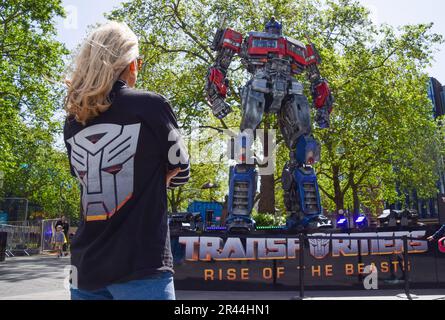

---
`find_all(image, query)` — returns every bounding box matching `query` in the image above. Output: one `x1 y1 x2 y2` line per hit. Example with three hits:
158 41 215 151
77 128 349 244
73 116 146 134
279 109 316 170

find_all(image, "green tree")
167 124 228 212
0 0 76 220
0 0 67 123
316 23 443 215
2 121 80 220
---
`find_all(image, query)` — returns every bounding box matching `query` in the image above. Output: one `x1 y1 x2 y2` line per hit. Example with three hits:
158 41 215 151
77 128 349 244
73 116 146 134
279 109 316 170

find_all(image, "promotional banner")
171 227 445 290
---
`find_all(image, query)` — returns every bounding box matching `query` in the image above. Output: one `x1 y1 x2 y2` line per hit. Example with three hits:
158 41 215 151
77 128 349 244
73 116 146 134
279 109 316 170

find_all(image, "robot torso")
241 31 308 76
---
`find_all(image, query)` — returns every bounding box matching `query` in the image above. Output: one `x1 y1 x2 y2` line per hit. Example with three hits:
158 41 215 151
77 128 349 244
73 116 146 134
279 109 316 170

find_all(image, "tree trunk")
352 184 360 216
258 117 275 214
168 189 178 213
258 174 275 214
349 173 360 216
332 165 344 213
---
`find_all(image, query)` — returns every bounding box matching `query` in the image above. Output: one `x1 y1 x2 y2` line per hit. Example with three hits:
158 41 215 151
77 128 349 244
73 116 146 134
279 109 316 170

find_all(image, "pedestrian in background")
55 216 70 256
53 225 66 258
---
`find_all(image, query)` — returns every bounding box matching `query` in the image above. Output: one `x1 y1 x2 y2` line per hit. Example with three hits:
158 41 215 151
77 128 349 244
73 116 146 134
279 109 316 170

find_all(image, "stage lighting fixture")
206 226 227 231
336 216 348 229
355 215 368 228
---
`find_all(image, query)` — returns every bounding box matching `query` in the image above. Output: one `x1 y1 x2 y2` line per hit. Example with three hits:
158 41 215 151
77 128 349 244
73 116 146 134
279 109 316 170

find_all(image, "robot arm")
305 43 334 129
206 28 243 119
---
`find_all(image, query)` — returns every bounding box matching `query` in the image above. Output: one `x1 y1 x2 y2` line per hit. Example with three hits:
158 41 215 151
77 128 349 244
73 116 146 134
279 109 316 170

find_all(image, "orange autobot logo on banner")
179 231 428 262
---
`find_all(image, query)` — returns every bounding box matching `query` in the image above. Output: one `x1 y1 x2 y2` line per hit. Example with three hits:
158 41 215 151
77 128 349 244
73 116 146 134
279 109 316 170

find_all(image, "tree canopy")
0 0 79 221
108 0 444 216
0 0 443 222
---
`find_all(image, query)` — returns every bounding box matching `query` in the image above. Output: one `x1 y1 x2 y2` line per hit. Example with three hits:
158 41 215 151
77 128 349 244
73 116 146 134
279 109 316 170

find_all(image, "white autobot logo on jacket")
66 123 141 222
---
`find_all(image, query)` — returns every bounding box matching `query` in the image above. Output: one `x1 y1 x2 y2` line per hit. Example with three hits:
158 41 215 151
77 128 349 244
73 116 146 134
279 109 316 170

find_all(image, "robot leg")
279 94 332 230
226 163 257 233
283 159 331 230
226 83 265 233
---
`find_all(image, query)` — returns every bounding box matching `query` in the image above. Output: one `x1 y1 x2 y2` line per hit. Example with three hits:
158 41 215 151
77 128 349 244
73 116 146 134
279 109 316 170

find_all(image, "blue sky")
54 0 445 80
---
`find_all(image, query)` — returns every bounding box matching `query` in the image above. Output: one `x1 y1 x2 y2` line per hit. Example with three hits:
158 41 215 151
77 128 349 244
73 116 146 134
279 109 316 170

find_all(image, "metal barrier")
294 234 415 300
0 221 41 257
0 219 66 257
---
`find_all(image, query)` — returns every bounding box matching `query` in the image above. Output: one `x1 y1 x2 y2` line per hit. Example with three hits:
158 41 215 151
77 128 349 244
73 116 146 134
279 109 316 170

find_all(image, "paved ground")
1 255 445 300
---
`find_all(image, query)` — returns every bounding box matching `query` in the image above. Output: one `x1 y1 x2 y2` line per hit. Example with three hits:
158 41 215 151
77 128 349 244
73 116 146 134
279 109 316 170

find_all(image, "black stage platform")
171 226 445 291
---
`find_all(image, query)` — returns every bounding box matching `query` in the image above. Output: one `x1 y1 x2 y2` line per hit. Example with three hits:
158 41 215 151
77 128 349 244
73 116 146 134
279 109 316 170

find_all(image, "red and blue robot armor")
206 17 334 232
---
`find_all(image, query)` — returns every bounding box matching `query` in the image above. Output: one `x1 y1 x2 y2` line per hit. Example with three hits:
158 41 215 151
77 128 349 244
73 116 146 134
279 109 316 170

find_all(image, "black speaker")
438 194 445 224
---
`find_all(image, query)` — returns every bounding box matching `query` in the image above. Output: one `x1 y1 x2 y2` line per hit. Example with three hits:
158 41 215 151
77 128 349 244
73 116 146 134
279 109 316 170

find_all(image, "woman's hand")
166 168 181 187
427 236 435 242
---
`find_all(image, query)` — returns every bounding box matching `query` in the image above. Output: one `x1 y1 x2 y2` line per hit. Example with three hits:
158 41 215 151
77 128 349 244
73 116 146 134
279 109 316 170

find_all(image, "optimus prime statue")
205 17 334 233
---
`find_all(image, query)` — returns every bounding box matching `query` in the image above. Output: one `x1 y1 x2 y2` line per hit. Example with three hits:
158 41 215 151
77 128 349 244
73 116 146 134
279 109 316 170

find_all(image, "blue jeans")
70 272 175 300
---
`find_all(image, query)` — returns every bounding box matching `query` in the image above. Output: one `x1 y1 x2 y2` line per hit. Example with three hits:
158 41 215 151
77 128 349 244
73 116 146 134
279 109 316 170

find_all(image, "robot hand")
206 67 232 119
211 96 232 119
315 107 330 129
312 79 334 129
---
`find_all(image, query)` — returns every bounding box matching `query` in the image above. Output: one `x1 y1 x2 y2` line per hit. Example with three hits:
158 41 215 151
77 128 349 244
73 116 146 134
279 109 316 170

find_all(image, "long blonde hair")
65 21 139 125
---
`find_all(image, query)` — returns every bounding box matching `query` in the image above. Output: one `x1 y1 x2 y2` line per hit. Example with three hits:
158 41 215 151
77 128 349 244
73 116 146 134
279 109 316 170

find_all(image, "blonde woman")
64 21 190 300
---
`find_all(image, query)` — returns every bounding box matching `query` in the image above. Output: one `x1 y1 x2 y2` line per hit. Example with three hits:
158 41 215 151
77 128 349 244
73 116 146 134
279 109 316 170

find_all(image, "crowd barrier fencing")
0 221 41 257
0 219 59 257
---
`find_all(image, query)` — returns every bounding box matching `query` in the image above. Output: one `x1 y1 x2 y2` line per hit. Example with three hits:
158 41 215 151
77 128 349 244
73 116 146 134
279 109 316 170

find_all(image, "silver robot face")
66 123 141 222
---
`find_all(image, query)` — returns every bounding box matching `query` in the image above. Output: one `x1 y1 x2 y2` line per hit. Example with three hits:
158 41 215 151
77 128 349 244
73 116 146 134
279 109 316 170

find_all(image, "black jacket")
64 80 189 290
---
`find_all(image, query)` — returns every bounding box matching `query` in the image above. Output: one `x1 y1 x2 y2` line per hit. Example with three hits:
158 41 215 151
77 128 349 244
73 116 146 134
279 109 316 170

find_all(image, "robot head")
265 16 282 35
